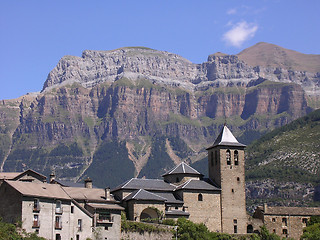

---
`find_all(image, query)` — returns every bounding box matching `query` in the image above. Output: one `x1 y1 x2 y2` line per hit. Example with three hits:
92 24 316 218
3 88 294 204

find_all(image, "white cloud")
227 8 237 15
222 21 258 48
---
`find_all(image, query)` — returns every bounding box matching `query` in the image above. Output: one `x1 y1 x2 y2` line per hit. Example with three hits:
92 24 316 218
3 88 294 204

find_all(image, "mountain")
0 44 319 190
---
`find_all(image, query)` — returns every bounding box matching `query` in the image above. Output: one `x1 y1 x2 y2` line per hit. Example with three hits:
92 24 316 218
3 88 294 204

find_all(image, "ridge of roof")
162 162 202 177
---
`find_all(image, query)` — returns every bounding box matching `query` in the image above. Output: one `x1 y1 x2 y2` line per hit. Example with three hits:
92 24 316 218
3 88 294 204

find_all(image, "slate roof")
206 125 246 149
165 209 190 216
50 179 89 188
111 178 176 192
5 180 71 200
151 192 183 204
123 189 167 202
264 206 320 216
162 162 203 177
175 179 220 191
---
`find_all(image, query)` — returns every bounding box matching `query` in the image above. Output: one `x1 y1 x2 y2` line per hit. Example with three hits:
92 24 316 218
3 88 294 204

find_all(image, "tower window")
234 150 239 165
226 150 231 165
198 193 203 201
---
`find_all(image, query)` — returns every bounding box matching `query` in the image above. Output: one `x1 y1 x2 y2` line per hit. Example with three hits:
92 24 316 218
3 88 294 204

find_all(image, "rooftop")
162 162 203 177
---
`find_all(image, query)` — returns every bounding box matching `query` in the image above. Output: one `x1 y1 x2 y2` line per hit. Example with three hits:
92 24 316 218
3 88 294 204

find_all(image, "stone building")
112 125 248 234
253 204 320 239
0 180 123 240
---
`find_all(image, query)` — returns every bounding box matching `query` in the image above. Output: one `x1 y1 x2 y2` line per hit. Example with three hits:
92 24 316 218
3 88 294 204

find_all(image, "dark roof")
162 162 203 177
206 125 246 150
123 189 166 202
153 192 183 204
111 178 176 192
165 209 189 216
175 179 220 191
264 206 320 216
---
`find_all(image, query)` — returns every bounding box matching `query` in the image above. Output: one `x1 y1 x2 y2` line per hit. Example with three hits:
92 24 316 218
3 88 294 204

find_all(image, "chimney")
49 170 55 183
84 177 93 188
105 187 111 201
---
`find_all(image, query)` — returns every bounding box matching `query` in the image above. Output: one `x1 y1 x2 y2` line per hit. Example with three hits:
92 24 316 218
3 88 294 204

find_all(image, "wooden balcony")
96 216 114 224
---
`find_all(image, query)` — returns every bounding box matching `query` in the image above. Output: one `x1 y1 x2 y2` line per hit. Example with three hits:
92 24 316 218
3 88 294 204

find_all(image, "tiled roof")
111 178 176 192
86 203 124 211
123 189 167 202
175 179 220 191
206 125 246 149
5 180 71 200
0 172 21 180
162 162 202 177
63 186 115 202
264 206 320 216
51 179 87 188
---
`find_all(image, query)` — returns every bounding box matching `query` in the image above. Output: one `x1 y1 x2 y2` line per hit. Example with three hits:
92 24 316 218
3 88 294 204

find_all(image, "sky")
1 0 320 100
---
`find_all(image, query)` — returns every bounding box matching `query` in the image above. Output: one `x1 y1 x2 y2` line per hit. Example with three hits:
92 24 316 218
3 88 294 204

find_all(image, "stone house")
0 180 124 240
112 125 248 234
253 204 320 239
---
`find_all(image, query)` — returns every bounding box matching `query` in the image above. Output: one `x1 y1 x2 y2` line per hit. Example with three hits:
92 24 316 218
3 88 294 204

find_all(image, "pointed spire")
206 125 246 150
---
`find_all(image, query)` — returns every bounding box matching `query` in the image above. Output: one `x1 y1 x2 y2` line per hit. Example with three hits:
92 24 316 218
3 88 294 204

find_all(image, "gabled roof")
162 162 203 177
123 189 167 202
206 125 246 149
111 178 176 192
151 192 183 204
5 180 71 200
0 169 47 181
175 179 220 191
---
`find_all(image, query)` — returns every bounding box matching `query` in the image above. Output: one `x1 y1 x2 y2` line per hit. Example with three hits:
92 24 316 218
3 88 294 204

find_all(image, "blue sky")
1 0 319 100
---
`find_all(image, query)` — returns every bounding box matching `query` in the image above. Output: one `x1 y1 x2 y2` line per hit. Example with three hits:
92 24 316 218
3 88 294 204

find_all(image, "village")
0 126 319 240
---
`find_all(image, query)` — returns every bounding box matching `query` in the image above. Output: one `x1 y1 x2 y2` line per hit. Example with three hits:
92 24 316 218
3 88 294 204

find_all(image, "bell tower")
207 125 247 234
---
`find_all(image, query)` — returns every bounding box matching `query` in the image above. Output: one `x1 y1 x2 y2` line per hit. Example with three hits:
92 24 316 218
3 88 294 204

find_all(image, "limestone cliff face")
0 45 317 188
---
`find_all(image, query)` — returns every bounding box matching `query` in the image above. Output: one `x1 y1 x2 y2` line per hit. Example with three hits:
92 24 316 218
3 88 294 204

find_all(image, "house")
112 125 248 234
253 204 320 239
0 179 124 240
0 169 47 185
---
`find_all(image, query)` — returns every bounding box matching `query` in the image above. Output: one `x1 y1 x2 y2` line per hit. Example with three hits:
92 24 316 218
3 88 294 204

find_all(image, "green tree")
301 216 320 240
259 226 281 240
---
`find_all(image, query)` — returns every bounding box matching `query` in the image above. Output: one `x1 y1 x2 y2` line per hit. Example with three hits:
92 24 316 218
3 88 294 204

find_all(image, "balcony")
96 216 114 224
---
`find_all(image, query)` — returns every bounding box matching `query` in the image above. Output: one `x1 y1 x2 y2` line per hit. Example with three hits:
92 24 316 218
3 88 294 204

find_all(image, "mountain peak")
237 42 320 73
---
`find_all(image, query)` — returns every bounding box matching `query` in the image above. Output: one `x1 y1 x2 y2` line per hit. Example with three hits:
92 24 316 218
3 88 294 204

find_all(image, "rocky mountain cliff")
0 43 319 192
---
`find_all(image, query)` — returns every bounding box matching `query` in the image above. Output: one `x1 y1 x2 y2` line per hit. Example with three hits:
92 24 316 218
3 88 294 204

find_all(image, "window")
33 215 40 228
237 177 240 182
55 216 62 229
33 199 40 211
282 218 287 226
77 219 82 231
56 200 62 214
272 218 276 222
226 150 231 165
233 219 237 224
273 229 276 233
282 229 288 235
198 193 203 201
302 218 308 224
234 225 237 234
234 150 239 165
76 235 80 240
97 212 112 223
215 151 218 165
231 189 234 193
71 206 74 213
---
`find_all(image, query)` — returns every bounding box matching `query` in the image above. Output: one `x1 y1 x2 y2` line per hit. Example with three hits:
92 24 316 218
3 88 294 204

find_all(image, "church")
111 125 248 234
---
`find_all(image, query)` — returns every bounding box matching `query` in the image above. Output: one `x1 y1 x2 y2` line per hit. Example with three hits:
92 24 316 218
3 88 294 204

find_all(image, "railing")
96 216 114 224
55 222 62 230
32 220 40 228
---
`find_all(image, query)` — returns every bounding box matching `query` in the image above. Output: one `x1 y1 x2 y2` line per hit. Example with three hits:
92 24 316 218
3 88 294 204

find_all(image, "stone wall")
181 190 221 232
121 230 173 240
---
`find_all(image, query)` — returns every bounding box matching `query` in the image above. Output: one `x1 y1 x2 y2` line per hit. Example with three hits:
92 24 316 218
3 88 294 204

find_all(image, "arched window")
234 150 239 165
198 193 203 201
226 150 231 165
